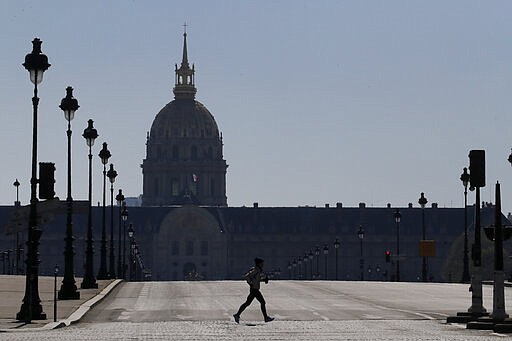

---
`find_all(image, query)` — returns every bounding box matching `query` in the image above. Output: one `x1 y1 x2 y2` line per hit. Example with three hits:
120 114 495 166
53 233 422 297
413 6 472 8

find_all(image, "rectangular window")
201 241 208 256
186 241 194 256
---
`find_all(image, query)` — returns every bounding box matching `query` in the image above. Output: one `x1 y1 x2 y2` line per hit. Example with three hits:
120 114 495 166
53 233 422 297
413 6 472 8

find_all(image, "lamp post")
107 164 117 279
13 179 21 275
297 257 302 279
292 258 297 280
315 246 320 279
303 253 308 280
17 38 50 322
116 189 125 278
121 204 128 279
128 224 134 281
53 265 58 322
13 179 20 206
418 192 428 282
97 142 111 280
58 86 80 300
394 209 402 282
81 119 98 289
323 245 328 280
334 238 340 280
358 225 365 281
460 167 471 283
308 250 314 280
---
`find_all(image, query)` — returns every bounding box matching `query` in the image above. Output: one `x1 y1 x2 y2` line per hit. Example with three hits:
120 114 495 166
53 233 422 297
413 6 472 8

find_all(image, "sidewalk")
0 275 121 332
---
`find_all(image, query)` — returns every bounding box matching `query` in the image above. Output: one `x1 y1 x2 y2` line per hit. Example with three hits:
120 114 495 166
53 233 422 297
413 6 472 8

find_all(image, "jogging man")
233 257 274 323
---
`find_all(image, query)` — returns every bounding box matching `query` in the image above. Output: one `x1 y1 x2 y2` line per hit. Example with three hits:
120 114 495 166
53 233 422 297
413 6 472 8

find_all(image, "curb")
0 279 123 333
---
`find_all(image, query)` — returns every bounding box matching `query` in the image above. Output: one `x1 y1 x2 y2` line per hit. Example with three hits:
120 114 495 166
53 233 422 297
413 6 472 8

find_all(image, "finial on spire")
183 22 188 35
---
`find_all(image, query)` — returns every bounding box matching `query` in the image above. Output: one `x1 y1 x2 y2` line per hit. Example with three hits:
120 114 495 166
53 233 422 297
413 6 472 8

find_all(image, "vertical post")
491 182 508 321
109 181 115 278
53 265 58 322
468 186 486 315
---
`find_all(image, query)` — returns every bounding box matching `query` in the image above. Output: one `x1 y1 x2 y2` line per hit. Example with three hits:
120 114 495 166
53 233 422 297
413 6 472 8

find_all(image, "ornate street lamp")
13 179 20 206
358 225 365 281
394 209 402 282
116 190 125 278
13 179 21 275
334 238 340 280
460 167 471 283
128 224 134 281
107 164 117 278
418 192 428 282
121 203 128 279
292 258 297 280
81 119 98 289
17 38 50 322
58 86 80 300
97 142 111 279
323 244 329 280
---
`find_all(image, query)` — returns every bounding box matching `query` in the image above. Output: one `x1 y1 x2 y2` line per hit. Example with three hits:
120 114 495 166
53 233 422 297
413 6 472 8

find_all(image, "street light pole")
81 119 98 289
323 245 328 280
460 167 471 283
128 224 134 281
97 142 111 280
419 192 428 282
394 209 402 282
334 238 340 280
17 38 50 322
308 250 313 280
315 246 320 279
53 265 58 322
121 204 128 279
58 86 80 300
107 164 117 279
116 189 125 278
358 225 365 281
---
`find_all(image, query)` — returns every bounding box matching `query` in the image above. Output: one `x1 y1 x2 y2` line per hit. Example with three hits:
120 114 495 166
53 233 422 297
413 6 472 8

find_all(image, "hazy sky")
2 1 512 212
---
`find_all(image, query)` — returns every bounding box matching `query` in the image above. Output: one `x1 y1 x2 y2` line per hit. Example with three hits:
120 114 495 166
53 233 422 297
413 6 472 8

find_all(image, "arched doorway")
155 206 227 280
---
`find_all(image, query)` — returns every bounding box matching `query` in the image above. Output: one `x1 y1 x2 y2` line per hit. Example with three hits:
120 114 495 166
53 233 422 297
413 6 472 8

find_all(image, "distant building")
141 31 227 207
1 32 511 283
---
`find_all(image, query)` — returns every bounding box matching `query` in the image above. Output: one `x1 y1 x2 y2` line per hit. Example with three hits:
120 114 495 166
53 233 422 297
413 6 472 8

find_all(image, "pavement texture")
0 278 511 340
0 275 121 332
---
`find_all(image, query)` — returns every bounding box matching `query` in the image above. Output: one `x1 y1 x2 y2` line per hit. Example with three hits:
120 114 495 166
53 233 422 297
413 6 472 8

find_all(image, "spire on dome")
173 24 197 99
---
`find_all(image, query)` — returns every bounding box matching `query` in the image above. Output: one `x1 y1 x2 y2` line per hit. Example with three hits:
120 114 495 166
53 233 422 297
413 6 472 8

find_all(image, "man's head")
254 257 264 268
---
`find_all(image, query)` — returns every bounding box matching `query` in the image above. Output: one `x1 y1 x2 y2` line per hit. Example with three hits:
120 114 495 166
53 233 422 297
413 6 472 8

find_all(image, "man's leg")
235 290 256 317
254 290 268 318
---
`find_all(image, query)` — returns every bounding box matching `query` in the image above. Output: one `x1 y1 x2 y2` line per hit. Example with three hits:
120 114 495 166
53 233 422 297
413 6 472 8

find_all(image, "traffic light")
385 250 391 263
469 150 485 188
39 162 55 200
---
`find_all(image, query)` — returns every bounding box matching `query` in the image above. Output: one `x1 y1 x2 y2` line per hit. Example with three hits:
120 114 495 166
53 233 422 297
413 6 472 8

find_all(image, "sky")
1 1 512 212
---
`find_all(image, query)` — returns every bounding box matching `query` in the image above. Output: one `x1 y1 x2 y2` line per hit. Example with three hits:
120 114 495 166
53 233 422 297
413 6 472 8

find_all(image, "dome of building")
141 31 228 207
150 100 220 141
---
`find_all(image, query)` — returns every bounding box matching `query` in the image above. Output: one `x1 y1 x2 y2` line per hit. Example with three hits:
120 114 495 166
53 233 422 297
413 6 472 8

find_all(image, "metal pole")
462 186 470 283
17 75 46 322
422 207 427 282
98 164 108 279
53 266 57 322
59 120 79 299
109 183 115 278
335 248 338 280
396 219 400 282
81 144 97 289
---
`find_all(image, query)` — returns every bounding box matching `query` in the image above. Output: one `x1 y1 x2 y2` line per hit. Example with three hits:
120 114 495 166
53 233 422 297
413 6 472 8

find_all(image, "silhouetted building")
141 31 227 207
2 32 511 283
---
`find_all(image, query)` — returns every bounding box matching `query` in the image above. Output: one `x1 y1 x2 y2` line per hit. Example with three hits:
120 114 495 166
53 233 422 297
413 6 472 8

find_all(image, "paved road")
2 281 511 340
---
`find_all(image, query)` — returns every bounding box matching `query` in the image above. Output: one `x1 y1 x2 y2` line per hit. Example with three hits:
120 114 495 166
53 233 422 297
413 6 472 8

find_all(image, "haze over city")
2 1 512 212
